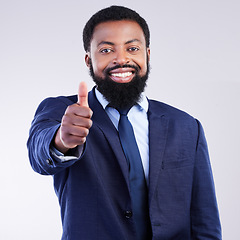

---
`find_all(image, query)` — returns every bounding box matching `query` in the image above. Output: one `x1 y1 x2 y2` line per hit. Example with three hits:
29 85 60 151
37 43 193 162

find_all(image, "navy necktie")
117 107 151 239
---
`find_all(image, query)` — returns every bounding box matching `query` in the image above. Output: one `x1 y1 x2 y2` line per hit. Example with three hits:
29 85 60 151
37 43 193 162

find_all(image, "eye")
128 47 139 52
100 48 113 54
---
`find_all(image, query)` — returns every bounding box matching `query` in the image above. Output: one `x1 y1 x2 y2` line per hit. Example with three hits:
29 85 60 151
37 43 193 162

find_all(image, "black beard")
89 61 150 109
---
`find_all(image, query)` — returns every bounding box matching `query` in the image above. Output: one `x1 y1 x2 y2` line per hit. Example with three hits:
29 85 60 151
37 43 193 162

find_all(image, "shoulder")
38 95 77 108
37 95 77 110
148 99 203 142
148 99 195 121
148 99 200 134
33 95 78 120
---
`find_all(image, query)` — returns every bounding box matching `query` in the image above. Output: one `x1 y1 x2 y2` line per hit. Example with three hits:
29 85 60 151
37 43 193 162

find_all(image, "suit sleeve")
191 120 222 239
27 97 82 175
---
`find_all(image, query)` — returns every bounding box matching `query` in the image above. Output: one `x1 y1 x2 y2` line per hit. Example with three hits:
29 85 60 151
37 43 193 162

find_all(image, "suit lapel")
88 89 130 188
148 101 169 204
87 90 169 197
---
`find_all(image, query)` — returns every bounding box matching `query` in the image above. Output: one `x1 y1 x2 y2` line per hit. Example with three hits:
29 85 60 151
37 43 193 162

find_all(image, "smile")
111 72 133 78
109 68 135 83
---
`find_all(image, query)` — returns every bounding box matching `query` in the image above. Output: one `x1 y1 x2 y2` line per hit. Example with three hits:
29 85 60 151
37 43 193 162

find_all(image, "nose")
113 49 130 65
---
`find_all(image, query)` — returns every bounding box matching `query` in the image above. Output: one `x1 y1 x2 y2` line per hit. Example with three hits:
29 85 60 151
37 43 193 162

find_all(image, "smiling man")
27 6 221 240
86 19 150 109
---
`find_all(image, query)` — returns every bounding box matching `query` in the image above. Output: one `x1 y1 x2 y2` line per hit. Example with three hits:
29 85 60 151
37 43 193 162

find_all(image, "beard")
89 60 150 109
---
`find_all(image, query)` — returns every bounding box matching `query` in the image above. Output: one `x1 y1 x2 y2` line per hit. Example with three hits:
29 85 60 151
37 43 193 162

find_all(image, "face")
85 20 150 108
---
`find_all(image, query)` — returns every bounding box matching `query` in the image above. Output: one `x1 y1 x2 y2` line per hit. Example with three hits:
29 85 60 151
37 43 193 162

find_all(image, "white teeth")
111 72 132 78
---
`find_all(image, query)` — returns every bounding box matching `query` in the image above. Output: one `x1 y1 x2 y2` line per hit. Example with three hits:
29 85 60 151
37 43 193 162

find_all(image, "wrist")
54 129 70 154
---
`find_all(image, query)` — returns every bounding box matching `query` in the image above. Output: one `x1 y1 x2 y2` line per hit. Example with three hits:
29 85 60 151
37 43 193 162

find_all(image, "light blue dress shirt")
51 88 150 180
95 89 149 180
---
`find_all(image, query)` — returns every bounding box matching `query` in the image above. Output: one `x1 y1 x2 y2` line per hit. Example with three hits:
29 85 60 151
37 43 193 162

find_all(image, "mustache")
105 64 140 74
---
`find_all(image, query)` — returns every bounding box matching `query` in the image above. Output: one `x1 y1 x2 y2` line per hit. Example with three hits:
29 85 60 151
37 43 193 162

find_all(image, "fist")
54 82 93 154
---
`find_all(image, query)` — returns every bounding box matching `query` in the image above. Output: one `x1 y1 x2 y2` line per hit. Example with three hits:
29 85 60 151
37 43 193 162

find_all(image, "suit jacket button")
46 158 53 166
124 210 133 219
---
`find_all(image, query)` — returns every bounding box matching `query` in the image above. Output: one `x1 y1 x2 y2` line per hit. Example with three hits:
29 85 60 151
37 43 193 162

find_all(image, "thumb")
77 82 89 107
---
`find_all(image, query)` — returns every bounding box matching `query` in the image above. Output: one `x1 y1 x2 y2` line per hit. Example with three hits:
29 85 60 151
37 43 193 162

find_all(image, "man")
27 5 222 240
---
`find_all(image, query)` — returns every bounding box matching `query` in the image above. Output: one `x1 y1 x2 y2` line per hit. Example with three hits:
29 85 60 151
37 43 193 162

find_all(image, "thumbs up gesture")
54 82 93 154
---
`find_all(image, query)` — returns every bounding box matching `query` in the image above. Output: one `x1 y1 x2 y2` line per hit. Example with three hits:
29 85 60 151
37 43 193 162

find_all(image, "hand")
54 82 93 154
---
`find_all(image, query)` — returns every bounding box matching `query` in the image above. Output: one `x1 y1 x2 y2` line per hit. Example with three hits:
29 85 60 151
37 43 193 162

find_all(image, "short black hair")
83 5 150 52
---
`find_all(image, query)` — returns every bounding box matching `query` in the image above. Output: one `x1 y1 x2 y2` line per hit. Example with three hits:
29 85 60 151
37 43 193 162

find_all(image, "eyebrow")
97 39 142 47
125 39 142 44
97 41 114 47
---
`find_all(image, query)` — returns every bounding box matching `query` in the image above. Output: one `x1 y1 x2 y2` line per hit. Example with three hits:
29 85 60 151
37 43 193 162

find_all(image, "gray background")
1 0 239 239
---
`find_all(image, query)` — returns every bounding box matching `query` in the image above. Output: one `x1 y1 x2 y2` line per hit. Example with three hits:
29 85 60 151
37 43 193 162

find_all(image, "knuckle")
84 128 89 137
65 105 73 114
60 124 69 134
62 114 71 125
79 137 86 145
79 127 89 137
82 107 93 118
88 119 93 128
88 109 93 118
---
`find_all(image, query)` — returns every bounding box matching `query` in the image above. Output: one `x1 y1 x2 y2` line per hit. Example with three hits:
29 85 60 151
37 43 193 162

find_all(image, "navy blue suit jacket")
27 88 221 239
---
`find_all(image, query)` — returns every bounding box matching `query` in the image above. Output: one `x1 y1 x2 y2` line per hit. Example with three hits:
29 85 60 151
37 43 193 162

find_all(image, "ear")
146 48 150 62
85 52 91 67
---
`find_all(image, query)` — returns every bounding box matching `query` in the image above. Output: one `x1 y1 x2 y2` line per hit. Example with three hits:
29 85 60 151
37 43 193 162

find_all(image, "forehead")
91 20 146 46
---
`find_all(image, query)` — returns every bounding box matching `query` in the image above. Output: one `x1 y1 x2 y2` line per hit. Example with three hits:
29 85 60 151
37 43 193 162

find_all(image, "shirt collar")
95 87 149 112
